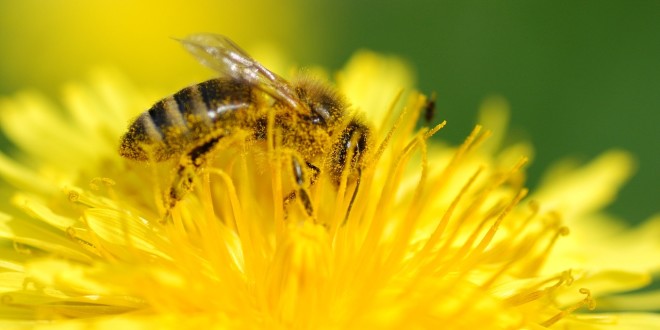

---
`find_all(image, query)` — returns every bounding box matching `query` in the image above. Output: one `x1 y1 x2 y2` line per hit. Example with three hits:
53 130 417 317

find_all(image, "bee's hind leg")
283 156 319 219
165 135 224 213
166 161 197 211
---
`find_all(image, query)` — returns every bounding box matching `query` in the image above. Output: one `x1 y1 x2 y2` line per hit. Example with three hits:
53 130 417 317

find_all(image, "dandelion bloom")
0 49 659 329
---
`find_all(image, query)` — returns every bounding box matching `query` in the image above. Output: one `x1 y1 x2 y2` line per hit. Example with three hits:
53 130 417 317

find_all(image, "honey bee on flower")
120 34 370 216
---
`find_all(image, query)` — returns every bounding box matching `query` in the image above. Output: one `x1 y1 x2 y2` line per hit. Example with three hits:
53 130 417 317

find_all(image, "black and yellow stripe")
119 78 254 162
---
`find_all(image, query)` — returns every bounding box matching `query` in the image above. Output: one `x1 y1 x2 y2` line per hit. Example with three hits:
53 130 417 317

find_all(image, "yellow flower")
1 50 659 329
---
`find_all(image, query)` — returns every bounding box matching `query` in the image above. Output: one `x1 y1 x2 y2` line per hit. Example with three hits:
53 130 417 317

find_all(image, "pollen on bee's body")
119 115 157 160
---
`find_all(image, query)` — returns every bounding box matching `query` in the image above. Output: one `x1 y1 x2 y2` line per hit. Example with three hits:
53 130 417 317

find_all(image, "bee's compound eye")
311 102 331 123
309 113 326 125
293 79 344 124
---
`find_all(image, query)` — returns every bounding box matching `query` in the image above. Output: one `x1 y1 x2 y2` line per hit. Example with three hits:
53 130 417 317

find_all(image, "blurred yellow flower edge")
0 49 658 329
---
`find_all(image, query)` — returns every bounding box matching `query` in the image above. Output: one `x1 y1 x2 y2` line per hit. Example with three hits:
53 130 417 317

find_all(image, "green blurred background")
1 0 658 224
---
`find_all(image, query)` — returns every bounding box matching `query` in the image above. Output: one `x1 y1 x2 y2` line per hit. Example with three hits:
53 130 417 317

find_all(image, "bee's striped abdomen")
119 78 253 162
197 78 253 122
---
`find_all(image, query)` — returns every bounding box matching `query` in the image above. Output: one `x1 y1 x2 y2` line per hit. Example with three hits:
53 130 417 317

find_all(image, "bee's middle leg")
284 157 320 218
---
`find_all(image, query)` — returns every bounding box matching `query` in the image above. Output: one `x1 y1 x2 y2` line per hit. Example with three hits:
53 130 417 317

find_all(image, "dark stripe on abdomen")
198 79 222 111
148 101 169 135
173 87 195 116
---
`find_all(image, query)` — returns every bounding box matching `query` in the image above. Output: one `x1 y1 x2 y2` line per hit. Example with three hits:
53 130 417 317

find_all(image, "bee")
119 34 370 217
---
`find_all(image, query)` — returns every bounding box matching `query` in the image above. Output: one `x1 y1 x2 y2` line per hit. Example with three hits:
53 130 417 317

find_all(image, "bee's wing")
179 34 303 110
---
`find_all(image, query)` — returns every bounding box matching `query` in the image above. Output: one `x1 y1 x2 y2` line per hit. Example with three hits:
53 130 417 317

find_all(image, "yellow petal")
568 313 660 330
532 150 634 219
83 208 171 261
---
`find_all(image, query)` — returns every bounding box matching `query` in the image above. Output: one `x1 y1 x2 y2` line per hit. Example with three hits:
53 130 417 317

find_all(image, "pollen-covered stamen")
412 166 484 269
503 270 574 307
479 208 567 280
357 128 431 262
336 104 409 232
10 193 100 260
424 158 528 276
424 125 487 206
65 226 100 257
472 202 542 282
428 187 528 296
64 186 120 210
459 188 529 271
90 177 147 257
89 177 116 191
520 211 571 275
513 201 541 238
540 288 596 327
481 213 571 296
393 94 429 150
384 133 429 267
370 102 408 166
12 241 32 255
423 120 447 140
377 121 446 265
66 186 165 261
375 93 418 157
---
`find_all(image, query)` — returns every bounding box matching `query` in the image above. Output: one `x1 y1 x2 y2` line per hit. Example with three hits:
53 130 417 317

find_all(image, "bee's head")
292 77 346 126
329 119 370 186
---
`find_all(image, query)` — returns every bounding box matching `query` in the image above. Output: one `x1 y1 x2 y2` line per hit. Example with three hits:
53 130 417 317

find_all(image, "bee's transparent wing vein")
180 33 303 110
